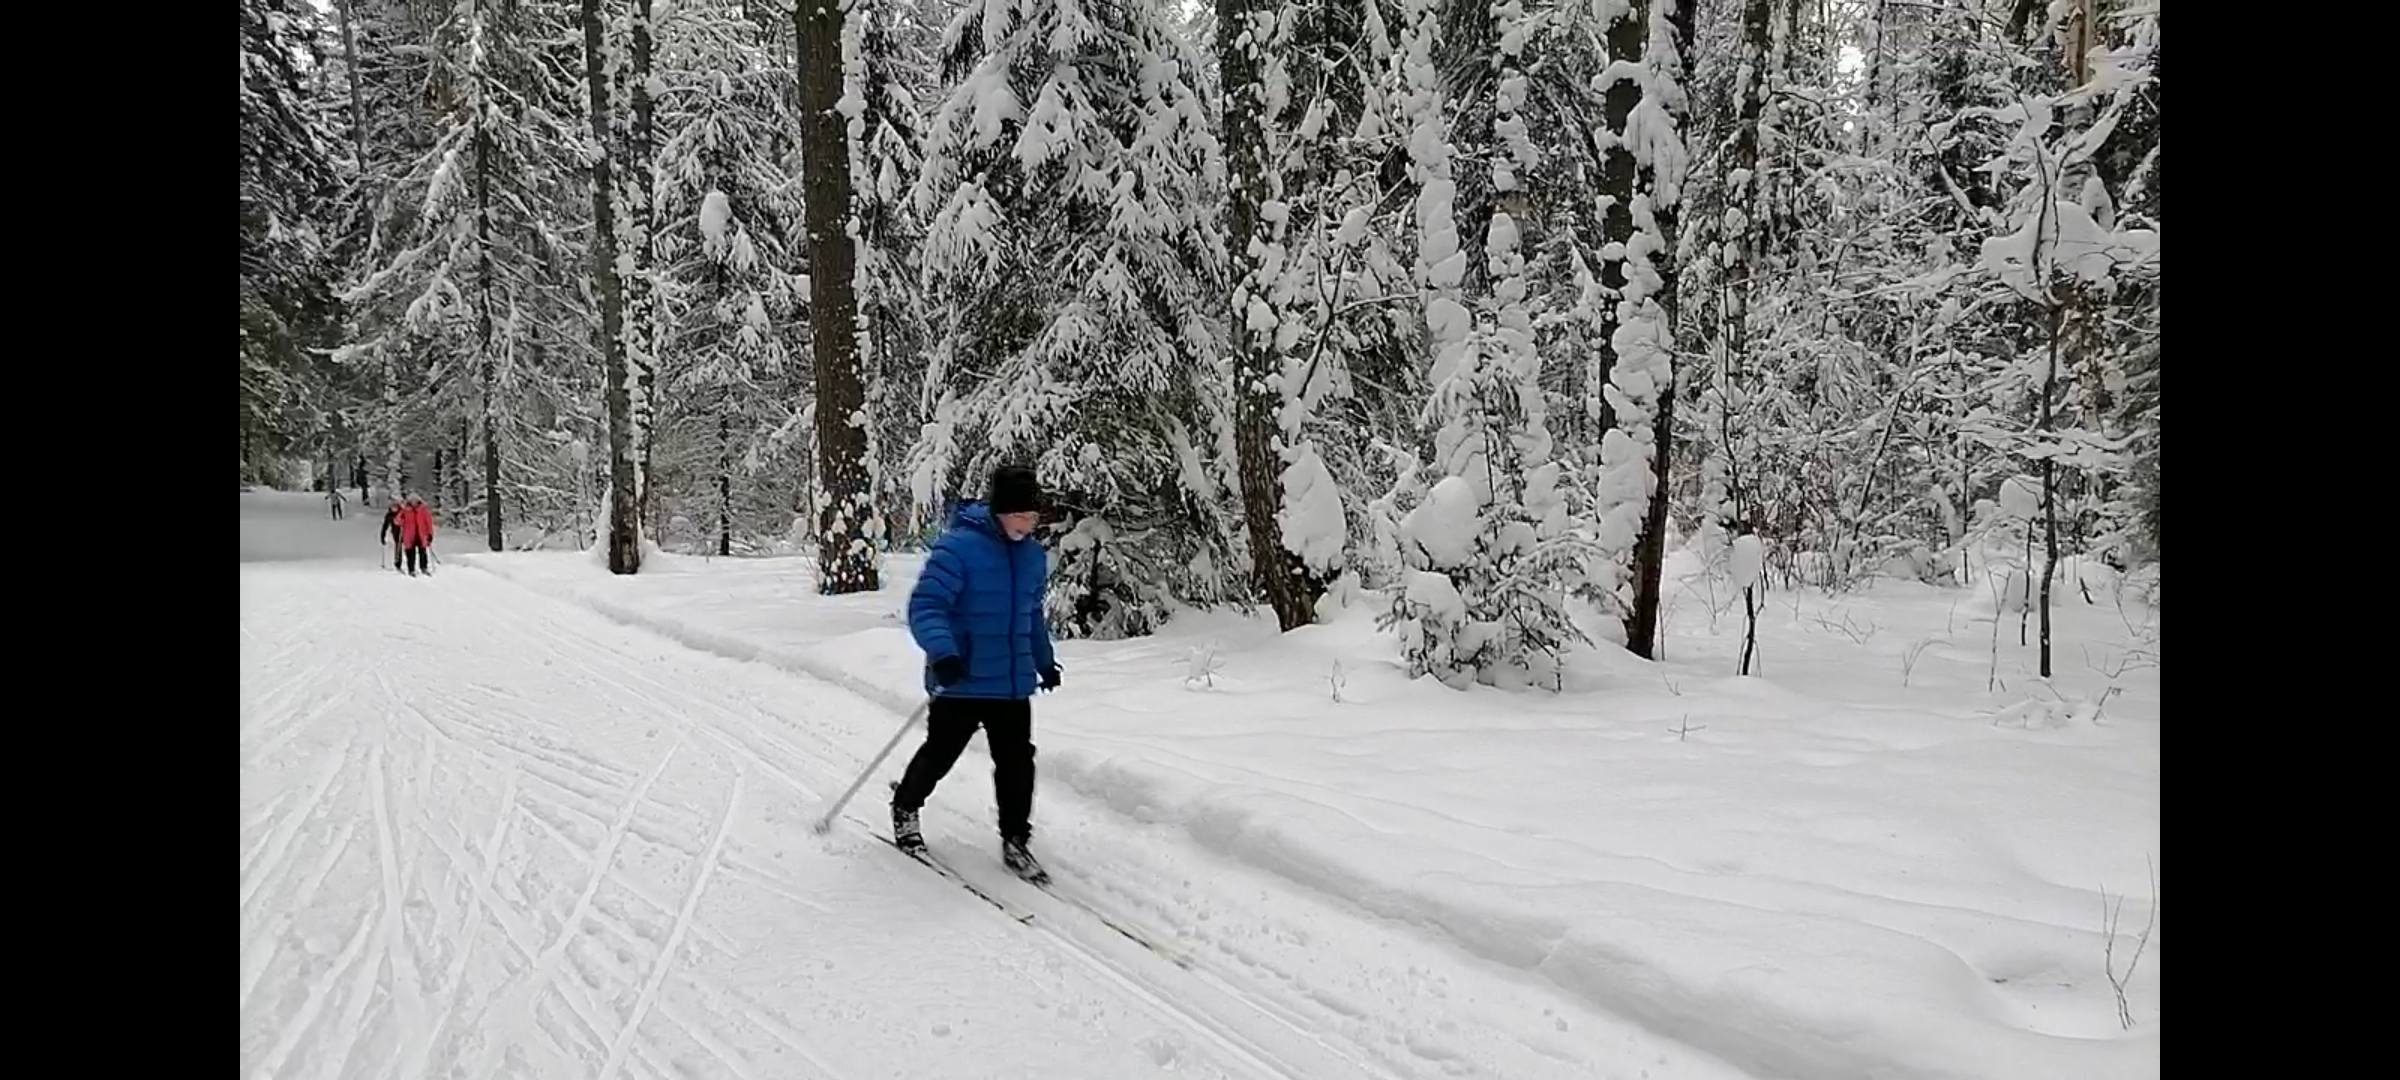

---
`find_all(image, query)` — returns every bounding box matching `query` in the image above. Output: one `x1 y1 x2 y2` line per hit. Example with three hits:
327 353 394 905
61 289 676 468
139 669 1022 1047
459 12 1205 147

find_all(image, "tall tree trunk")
798 0 878 594
476 34 503 552
1626 0 1696 659
332 0 376 256
584 0 640 574
1628 387 1679 657
333 0 370 178
1725 0 1773 674
1219 0 1318 632
631 0 660 537
1591 4 1646 439
1863 0 1887 155
2039 301 2060 677
381 346 402 496
718 411 733 557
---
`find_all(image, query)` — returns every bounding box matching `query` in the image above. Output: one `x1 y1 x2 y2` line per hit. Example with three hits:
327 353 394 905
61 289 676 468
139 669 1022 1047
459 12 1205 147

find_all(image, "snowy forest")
239 0 2160 686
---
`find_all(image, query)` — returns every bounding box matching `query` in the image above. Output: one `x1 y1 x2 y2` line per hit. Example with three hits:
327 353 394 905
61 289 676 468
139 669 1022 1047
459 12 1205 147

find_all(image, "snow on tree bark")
800 0 880 594
583 0 641 574
629 0 660 537
1221 0 1321 632
1591 0 1691 659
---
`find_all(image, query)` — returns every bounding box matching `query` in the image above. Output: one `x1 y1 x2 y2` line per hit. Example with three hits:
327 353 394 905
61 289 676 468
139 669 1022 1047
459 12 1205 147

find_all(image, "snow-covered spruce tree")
1374 0 1593 690
646 0 809 555
240 0 342 481
323 0 428 497
1370 0 1463 667
1227 0 1424 604
1384 206 1593 690
910 0 1239 638
1588 0 1692 657
336 0 590 547
844 0 936 551
1218 0 1417 630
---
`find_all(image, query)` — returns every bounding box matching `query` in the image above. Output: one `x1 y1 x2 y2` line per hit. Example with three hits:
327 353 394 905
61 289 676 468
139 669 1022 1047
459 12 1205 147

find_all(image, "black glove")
931 655 967 687
1039 664 1061 691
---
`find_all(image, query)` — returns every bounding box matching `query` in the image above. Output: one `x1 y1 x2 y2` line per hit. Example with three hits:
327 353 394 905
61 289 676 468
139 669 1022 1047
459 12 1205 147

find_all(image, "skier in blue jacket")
893 464 1060 882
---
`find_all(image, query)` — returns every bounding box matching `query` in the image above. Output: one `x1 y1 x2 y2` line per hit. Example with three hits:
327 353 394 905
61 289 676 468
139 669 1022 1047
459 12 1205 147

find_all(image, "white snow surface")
243 491 2160 1080
241 491 1748 1080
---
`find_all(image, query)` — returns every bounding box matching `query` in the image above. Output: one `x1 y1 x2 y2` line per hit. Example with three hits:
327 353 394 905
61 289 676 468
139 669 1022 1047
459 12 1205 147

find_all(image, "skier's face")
998 510 1038 541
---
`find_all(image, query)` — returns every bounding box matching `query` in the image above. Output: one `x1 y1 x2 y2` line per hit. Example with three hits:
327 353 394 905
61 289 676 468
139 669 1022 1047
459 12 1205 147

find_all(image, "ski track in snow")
241 495 1753 1080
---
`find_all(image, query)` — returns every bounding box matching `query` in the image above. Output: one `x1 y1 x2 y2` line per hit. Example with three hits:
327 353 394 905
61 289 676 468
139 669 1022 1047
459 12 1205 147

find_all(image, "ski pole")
812 699 931 835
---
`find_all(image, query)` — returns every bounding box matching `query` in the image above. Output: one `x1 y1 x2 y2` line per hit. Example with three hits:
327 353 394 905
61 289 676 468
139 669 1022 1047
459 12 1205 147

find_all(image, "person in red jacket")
398 493 436 576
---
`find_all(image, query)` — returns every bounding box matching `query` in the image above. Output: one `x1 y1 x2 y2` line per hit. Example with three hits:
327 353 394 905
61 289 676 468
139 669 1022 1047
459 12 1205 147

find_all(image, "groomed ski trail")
242 488 1755 1080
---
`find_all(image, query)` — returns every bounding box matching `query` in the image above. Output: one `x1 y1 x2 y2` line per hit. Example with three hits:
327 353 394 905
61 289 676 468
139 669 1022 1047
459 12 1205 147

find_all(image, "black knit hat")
988 465 1042 515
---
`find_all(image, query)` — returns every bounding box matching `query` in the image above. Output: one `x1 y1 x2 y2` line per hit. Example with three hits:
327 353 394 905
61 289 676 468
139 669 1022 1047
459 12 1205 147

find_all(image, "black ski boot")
1002 837 1048 885
890 785 924 853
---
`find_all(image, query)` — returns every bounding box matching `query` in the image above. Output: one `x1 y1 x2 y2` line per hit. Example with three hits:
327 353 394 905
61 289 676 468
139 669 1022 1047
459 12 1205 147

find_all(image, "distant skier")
892 464 1060 884
378 497 405 571
326 487 346 520
397 493 436 576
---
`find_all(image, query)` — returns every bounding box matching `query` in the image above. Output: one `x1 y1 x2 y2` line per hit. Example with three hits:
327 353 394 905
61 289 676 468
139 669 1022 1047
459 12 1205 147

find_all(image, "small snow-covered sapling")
1328 659 1346 703
2102 856 2157 1030
1901 636 1935 686
1184 641 1226 689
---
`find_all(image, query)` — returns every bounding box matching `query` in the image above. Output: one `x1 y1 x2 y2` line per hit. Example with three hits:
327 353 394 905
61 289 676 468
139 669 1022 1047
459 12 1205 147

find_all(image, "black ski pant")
892 695 1036 843
404 544 429 574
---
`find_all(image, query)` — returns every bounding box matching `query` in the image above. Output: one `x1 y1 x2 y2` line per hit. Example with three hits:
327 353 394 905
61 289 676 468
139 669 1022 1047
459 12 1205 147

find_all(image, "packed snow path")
239 492 1749 1080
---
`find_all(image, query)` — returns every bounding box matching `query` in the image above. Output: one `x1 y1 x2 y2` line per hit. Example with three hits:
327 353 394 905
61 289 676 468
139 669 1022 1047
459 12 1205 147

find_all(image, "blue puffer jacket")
907 501 1056 699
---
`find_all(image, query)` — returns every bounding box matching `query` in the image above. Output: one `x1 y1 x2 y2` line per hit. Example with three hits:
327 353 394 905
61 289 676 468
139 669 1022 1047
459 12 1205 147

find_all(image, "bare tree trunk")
583 0 640 574
631 0 660 537
2039 301 2060 678
475 20 503 553
798 0 878 594
718 411 733 557
1740 584 1759 675
333 0 370 175
1725 0 1773 673
1629 382 1679 657
333 0 376 256
381 346 402 496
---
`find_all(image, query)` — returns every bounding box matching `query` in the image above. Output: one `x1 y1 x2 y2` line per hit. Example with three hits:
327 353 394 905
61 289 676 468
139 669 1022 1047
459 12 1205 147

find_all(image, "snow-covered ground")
450 534 2160 1080
240 490 1762 1080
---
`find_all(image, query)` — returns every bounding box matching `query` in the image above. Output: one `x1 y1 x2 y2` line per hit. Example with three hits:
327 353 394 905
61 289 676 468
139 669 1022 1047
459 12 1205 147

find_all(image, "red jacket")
400 502 436 547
